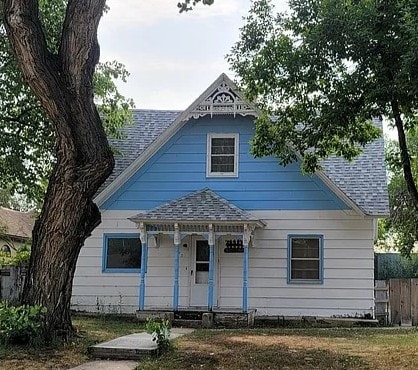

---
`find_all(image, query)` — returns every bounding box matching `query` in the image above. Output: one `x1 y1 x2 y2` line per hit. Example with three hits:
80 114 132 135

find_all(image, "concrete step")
173 319 202 328
90 328 194 361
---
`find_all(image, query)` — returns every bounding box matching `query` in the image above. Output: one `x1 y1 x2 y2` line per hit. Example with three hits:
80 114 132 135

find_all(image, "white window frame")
206 133 239 177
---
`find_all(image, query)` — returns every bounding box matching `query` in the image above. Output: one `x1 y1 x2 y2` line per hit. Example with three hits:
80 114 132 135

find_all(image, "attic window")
207 133 239 177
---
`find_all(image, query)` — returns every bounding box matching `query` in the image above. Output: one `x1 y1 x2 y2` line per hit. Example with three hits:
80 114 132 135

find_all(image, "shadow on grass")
139 334 369 370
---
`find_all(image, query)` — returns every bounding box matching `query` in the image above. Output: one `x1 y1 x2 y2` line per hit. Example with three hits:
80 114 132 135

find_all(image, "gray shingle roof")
321 118 389 216
130 188 262 223
101 111 388 216
98 109 181 194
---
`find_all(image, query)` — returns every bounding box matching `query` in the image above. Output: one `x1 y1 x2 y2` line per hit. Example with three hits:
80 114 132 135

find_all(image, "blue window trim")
287 234 324 285
102 233 142 273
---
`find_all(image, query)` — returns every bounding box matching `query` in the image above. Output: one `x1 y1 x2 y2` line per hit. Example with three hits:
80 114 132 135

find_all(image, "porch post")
173 223 180 311
139 222 147 310
208 224 215 311
242 224 249 313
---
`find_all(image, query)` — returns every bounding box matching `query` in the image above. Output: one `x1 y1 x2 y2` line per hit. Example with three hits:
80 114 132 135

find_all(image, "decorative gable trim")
187 77 258 119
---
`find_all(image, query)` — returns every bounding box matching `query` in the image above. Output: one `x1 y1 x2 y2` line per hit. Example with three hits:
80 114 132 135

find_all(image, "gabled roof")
129 188 264 227
321 117 388 217
95 74 389 217
0 207 35 239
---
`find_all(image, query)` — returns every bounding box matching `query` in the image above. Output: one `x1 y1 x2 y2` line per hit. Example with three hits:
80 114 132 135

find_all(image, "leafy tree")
0 1 133 202
177 0 214 13
382 131 418 254
228 0 418 209
1 0 133 338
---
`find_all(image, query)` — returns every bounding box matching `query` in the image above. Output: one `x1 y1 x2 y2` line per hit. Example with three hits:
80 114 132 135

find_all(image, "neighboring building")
72 74 389 319
0 207 34 254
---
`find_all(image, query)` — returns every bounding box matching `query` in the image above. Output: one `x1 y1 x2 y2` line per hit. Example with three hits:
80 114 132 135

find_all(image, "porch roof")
129 188 265 228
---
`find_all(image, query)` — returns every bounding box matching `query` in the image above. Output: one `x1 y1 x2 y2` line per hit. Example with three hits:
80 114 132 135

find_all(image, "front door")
190 238 211 307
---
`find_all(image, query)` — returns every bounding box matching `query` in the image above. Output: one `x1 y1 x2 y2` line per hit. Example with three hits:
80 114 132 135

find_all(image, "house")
0 207 34 255
71 74 388 320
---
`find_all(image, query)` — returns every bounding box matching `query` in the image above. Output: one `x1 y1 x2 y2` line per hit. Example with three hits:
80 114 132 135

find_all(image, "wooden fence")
375 279 418 326
0 266 26 303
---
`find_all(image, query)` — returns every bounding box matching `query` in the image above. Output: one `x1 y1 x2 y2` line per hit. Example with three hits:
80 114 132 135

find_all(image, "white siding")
72 209 375 318
248 210 375 317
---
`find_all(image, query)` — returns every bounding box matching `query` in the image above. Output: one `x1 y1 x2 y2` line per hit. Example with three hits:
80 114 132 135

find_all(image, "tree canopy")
228 0 418 210
0 0 133 202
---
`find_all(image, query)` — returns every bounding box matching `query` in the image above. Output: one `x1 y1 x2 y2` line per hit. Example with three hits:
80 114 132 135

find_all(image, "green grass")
0 314 143 370
1 316 418 370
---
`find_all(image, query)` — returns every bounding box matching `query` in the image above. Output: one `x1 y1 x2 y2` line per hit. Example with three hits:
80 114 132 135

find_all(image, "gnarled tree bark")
3 0 114 337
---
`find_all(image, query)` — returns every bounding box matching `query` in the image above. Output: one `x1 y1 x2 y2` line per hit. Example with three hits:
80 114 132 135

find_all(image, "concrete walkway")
70 328 194 369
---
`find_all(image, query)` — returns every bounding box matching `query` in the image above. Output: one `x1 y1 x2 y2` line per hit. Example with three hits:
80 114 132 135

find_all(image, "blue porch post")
139 222 147 310
208 224 215 311
242 224 249 312
173 223 180 311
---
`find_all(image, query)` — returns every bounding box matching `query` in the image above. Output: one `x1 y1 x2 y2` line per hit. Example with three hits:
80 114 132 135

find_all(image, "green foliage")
0 0 133 204
381 130 418 255
0 186 36 211
145 318 171 351
0 247 30 268
228 0 418 173
375 253 418 279
0 302 47 345
177 0 214 13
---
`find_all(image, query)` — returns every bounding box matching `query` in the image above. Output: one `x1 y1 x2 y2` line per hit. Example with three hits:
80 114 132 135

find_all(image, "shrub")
0 302 46 345
145 317 171 351
0 247 30 268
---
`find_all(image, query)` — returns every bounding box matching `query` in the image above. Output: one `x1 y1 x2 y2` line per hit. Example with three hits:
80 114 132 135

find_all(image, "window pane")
196 262 209 272
211 138 235 154
106 237 141 269
196 241 209 262
291 260 319 280
211 156 234 173
292 238 319 258
196 270 209 284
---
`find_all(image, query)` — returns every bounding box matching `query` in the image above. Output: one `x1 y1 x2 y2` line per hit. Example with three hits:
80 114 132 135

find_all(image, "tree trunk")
3 0 113 337
391 99 418 213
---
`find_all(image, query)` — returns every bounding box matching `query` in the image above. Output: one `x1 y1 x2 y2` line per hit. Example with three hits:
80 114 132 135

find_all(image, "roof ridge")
131 109 183 113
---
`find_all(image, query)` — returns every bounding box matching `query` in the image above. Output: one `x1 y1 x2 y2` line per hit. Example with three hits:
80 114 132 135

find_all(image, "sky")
98 0 396 138
98 0 288 110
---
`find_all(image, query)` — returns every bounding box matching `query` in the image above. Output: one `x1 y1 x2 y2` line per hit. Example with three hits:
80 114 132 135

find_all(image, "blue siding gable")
102 116 349 211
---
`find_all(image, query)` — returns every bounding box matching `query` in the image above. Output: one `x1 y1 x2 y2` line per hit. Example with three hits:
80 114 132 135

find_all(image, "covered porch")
128 189 265 315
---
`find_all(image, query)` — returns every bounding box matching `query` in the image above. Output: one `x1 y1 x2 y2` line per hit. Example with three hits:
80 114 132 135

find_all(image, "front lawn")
140 327 418 370
1 315 418 370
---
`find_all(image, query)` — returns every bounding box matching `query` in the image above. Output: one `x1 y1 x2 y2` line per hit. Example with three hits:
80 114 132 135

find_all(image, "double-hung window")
103 234 142 273
288 235 323 283
207 133 239 177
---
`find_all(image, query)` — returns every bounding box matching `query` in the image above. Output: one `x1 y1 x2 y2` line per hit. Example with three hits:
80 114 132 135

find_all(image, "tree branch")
59 0 106 95
3 0 61 116
391 99 418 213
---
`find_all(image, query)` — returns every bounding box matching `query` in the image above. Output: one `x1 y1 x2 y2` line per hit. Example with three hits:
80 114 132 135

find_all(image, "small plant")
145 317 171 351
0 301 46 345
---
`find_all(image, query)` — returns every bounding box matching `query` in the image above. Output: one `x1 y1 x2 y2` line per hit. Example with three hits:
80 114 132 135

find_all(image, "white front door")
189 238 210 307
